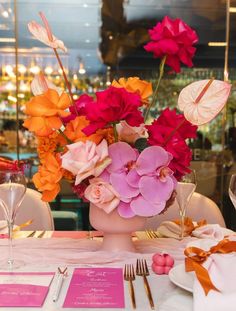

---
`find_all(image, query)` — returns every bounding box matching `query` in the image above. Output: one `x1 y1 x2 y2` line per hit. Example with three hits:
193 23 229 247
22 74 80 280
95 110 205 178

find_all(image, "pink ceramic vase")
89 203 147 252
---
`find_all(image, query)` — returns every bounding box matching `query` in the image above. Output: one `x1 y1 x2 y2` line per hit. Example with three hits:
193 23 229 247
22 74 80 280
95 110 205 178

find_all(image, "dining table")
0 230 197 311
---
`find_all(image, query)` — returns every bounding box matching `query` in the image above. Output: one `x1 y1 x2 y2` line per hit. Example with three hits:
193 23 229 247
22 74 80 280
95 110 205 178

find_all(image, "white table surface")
0 235 195 311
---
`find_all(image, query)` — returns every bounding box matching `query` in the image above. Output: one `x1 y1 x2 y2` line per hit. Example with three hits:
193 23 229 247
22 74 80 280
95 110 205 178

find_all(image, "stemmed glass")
175 170 197 239
0 170 27 269
229 174 236 209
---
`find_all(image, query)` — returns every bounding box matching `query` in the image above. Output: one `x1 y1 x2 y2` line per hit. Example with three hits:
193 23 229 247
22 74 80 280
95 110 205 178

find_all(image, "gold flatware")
136 259 154 310
124 264 136 309
37 231 46 238
27 230 36 238
145 229 159 239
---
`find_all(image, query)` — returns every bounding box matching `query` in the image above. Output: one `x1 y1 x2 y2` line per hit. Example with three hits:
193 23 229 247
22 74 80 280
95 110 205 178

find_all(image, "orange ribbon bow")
184 239 236 295
173 217 207 236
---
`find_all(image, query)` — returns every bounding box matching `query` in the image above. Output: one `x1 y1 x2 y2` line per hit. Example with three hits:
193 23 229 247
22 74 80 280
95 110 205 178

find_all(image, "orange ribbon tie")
184 239 236 295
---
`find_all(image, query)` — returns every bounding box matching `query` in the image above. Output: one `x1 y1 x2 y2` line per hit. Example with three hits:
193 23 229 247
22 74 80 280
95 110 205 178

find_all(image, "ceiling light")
84 23 90 27
6 82 15 91
208 42 227 46
229 7 236 12
30 65 40 75
2 10 9 18
0 37 15 43
5 65 13 74
18 65 27 74
83 4 88 7
73 74 78 80
86 53 91 57
44 66 53 75
8 95 17 102
78 62 86 75
85 39 90 43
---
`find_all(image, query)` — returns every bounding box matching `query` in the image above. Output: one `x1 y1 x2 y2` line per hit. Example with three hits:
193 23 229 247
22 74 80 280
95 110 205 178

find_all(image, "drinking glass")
175 170 197 239
229 174 236 209
0 170 27 269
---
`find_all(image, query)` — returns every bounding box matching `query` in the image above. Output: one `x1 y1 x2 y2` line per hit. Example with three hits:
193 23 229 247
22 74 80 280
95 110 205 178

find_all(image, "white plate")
169 264 194 293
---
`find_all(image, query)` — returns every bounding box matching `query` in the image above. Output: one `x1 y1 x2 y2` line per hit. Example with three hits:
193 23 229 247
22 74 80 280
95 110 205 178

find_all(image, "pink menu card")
0 272 54 307
63 268 125 308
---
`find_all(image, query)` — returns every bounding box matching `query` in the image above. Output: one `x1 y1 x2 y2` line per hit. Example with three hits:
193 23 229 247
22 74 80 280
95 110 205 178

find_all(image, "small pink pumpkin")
152 253 174 275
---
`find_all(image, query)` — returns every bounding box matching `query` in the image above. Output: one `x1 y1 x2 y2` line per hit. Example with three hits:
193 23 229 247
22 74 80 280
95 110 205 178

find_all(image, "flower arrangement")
23 13 231 219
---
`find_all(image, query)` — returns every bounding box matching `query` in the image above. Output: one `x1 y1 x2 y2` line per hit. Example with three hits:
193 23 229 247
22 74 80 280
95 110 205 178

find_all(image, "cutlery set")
124 259 155 309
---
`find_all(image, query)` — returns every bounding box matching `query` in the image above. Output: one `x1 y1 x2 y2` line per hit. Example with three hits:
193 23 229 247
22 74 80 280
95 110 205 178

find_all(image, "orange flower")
112 77 153 104
64 116 114 144
37 132 61 161
33 153 63 202
23 89 71 136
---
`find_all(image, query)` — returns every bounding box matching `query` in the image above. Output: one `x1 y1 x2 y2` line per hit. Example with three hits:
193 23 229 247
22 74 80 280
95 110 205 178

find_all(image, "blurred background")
0 0 235 230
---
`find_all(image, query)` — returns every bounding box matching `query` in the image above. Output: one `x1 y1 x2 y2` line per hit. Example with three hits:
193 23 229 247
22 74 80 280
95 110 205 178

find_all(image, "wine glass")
175 170 197 239
0 170 27 269
229 174 236 209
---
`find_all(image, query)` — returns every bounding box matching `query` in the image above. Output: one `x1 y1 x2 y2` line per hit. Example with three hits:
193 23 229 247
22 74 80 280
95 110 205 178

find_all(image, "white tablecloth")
0 236 195 311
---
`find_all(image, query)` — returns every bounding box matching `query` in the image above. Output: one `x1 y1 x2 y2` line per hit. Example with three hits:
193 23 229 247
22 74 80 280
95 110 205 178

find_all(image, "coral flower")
64 116 114 145
112 77 153 104
23 89 71 136
33 153 63 202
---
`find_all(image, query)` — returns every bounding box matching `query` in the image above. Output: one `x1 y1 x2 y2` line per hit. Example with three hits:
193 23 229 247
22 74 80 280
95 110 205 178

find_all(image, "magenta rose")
82 86 144 135
147 124 193 180
61 94 94 124
144 16 198 73
147 108 197 141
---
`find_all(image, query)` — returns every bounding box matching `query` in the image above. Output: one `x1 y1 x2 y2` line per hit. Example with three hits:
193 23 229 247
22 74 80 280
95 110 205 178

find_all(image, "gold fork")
27 230 36 238
136 259 154 310
145 229 158 239
124 264 136 309
37 231 46 238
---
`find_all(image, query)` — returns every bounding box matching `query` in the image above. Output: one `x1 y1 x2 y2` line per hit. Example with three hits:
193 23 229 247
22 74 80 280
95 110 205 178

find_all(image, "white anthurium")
31 73 63 96
28 12 67 52
178 78 231 125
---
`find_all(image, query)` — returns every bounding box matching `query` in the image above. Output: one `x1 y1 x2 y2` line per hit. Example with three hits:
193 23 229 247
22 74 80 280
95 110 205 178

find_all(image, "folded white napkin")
156 221 234 240
187 238 236 311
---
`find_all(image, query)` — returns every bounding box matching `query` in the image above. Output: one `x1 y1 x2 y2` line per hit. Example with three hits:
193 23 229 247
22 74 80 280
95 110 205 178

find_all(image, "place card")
63 268 125 308
0 272 54 307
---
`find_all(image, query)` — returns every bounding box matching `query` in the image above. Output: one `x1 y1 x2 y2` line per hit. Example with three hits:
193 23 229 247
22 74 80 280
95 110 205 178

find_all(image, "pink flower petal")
117 201 135 218
136 146 170 175
178 79 231 125
130 195 165 216
110 173 139 198
107 142 138 173
139 176 175 203
126 169 141 188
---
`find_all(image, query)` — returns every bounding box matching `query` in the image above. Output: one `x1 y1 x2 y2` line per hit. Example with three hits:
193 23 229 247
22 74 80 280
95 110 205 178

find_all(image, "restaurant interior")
0 0 235 232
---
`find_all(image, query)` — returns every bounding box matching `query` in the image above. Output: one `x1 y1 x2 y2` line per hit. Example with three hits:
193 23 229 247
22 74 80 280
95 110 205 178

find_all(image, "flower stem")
112 123 118 142
144 55 166 122
58 129 73 144
53 48 78 115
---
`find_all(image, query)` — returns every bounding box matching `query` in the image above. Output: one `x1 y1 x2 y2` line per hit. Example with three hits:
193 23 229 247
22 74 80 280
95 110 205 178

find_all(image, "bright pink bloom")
61 94 94 123
148 108 197 140
100 142 176 218
147 124 193 180
82 86 144 135
144 16 198 72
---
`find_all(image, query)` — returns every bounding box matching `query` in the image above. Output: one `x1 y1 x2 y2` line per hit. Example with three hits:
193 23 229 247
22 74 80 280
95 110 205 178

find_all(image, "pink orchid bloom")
31 73 63 96
28 12 67 52
178 79 231 125
101 142 176 218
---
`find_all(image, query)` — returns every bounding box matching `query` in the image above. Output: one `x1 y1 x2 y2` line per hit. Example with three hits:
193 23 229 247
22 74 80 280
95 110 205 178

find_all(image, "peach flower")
64 116 114 145
84 178 120 213
112 77 152 104
61 139 111 185
116 121 147 144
